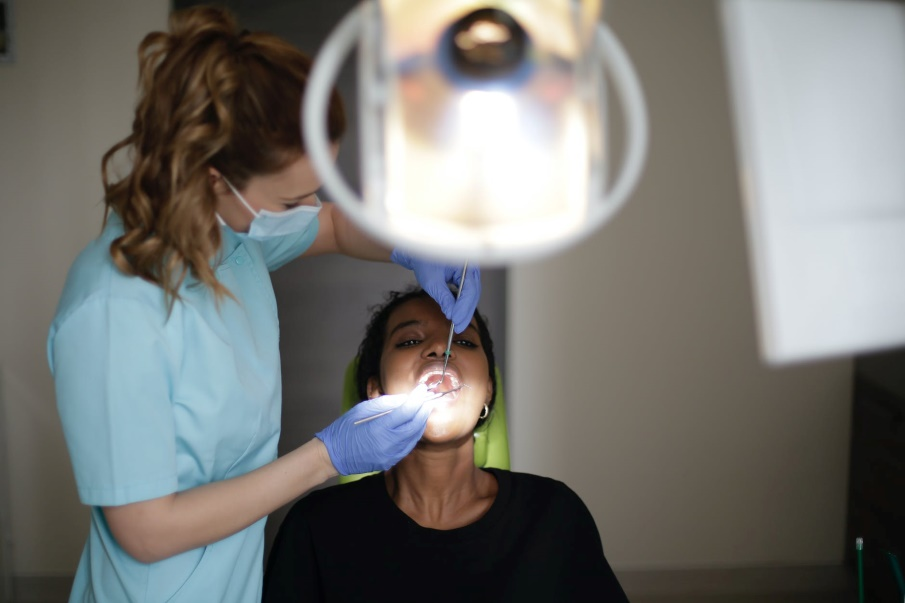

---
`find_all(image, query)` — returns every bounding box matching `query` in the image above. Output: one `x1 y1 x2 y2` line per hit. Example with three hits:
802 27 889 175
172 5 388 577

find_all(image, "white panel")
721 0 905 363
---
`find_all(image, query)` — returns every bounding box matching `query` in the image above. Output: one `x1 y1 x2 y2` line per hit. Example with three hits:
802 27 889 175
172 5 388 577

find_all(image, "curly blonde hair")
102 6 345 309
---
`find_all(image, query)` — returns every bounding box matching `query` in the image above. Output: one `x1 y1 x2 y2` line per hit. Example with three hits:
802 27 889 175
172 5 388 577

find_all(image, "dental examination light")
721 0 905 364
303 0 648 265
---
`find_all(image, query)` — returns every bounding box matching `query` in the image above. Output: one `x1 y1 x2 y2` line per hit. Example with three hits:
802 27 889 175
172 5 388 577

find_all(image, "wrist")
308 437 339 481
389 248 411 269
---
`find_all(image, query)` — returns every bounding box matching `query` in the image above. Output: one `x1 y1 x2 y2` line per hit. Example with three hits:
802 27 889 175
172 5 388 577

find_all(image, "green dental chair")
338 358 510 484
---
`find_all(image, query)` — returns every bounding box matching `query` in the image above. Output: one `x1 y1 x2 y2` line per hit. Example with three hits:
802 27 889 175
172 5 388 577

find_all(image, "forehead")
386 296 481 331
252 144 339 190
252 155 320 191
386 297 446 329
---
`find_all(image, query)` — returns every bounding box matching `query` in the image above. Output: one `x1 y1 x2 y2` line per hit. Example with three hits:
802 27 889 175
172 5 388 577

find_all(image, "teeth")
420 370 457 389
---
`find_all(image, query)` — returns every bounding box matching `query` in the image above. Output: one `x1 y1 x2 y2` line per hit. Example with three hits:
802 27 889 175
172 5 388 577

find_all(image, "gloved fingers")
351 393 409 416
450 298 474 334
451 265 482 333
391 249 482 334
386 400 434 460
389 248 414 270
383 383 434 428
465 264 481 297
397 399 434 440
422 278 456 320
394 386 436 433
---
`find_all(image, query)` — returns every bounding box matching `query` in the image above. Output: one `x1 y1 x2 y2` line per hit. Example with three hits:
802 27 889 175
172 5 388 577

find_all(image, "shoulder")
502 470 582 499
493 469 594 518
49 221 169 350
55 221 163 315
493 470 608 560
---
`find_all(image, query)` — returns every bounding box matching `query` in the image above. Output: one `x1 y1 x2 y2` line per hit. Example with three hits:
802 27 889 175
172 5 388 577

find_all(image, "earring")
479 404 489 420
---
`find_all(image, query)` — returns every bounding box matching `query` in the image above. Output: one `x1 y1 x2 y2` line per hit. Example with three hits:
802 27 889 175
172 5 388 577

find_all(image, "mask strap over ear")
222 177 258 218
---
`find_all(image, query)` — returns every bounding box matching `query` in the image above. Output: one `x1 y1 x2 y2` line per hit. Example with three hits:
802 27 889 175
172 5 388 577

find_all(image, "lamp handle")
591 22 650 229
303 2 371 229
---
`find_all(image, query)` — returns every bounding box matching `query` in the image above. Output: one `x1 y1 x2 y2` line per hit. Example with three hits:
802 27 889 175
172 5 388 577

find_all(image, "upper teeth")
421 370 454 385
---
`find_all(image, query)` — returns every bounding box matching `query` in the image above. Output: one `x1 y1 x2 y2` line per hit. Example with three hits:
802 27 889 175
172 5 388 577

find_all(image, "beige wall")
0 0 168 576
508 0 852 570
0 0 853 581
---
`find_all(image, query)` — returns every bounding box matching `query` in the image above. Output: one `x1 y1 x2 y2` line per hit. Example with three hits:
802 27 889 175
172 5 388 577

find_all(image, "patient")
264 288 627 602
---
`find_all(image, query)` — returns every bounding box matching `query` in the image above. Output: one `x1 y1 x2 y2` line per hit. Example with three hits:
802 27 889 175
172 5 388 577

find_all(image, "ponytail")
102 6 346 311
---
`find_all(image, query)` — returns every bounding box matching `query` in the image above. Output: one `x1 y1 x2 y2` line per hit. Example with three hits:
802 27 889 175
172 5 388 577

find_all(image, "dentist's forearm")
302 202 391 260
103 438 337 563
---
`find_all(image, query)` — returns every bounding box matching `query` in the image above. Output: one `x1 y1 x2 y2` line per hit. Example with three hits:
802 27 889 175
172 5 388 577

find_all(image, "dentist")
46 6 479 602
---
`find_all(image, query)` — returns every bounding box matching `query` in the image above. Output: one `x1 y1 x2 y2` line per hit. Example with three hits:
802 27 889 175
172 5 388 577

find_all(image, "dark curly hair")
355 287 497 429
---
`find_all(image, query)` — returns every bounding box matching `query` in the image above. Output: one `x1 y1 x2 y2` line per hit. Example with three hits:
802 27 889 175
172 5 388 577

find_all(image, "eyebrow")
387 318 478 337
281 188 319 201
388 319 423 337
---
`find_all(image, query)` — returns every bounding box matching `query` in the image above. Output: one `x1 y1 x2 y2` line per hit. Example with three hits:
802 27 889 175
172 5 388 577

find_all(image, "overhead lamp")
303 0 649 265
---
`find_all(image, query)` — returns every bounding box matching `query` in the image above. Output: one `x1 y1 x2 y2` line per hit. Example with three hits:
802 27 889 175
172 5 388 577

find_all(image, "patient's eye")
455 338 478 349
396 339 422 348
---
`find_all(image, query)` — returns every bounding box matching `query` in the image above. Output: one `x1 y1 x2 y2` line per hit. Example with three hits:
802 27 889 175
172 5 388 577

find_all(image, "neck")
385 436 498 530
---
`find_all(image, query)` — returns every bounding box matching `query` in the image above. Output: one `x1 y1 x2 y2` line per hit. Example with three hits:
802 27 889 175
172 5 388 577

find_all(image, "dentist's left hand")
315 384 435 475
390 249 481 333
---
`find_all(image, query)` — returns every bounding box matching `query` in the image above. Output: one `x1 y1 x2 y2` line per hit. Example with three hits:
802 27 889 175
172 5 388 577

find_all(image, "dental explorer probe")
437 260 468 390
352 385 465 425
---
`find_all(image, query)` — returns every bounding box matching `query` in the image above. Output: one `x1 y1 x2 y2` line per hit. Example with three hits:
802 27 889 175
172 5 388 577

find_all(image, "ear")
208 167 228 194
485 378 493 405
366 376 383 399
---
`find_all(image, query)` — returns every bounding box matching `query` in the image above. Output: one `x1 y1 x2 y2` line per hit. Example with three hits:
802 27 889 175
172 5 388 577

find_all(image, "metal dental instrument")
353 385 465 425
435 261 469 391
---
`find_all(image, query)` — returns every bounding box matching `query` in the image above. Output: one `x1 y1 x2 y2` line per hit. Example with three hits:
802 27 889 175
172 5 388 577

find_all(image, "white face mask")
221 177 322 240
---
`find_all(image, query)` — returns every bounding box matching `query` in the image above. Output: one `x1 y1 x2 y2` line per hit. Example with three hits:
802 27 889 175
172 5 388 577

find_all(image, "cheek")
377 368 398 394
378 355 412 395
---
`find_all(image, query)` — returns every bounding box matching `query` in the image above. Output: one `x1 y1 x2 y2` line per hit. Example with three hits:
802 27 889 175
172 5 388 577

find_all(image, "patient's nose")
423 333 453 359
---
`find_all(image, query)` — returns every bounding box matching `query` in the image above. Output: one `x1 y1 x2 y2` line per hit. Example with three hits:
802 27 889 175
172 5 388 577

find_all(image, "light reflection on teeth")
419 370 459 391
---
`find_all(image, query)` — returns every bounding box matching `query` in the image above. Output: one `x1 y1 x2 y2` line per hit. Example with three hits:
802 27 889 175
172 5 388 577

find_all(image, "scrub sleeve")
47 212 318 603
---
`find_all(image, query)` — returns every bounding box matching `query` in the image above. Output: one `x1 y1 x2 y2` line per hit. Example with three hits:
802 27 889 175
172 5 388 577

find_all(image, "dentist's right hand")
315 384 435 475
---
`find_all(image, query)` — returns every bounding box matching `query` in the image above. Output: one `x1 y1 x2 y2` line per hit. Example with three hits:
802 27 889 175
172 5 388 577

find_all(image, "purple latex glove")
390 249 481 333
315 384 435 475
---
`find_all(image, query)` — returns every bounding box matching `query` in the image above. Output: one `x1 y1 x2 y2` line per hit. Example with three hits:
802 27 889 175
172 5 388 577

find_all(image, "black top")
264 468 628 602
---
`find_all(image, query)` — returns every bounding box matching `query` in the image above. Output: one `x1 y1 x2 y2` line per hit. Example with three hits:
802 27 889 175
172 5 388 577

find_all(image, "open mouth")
419 368 460 393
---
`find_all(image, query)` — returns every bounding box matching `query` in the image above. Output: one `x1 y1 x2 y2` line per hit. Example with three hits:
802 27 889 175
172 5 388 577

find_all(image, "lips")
418 362 461 392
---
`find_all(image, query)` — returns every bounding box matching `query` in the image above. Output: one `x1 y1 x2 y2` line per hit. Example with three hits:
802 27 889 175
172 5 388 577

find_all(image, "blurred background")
2 0 903 601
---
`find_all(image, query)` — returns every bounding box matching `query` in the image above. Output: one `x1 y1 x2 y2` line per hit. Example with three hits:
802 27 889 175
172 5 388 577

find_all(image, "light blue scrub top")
47 212 318 602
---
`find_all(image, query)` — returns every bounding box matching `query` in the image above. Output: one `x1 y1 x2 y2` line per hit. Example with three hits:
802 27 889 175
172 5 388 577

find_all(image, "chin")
421 413 471 443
